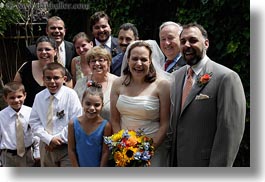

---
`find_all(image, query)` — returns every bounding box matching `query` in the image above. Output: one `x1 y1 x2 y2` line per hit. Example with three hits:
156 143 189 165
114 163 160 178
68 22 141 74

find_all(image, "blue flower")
122 130 130 138
143 142 150 151
104 137 113 150
141 151 151 161
134 152 142 160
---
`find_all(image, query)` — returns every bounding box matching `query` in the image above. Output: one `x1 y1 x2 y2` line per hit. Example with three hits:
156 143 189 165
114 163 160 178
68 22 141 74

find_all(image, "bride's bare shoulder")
156 78 170 87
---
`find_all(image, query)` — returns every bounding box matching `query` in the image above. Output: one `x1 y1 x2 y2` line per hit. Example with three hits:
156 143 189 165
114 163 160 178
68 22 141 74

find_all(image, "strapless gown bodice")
116 95 160 138
116 94 169 167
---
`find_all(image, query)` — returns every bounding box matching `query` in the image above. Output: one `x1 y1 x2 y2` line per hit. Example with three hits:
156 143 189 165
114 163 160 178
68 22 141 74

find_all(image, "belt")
56 143 68 149
4 145 32 156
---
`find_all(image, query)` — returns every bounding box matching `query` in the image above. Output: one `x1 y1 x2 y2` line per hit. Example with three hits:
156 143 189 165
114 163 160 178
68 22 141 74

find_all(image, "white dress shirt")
0 105 40 158
95 37 112 53
29 86 82 145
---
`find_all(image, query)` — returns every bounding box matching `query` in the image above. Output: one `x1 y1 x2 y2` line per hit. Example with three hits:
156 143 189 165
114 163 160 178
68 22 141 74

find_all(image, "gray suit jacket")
168 58 246 167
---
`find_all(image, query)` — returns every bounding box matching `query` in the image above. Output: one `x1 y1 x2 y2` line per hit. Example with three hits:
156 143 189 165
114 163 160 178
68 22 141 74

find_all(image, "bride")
110 40 171 167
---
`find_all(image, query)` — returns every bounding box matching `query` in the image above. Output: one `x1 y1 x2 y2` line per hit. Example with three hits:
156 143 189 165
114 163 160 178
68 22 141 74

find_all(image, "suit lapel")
64 42 69 63
168 56 186 73
64 41 74 68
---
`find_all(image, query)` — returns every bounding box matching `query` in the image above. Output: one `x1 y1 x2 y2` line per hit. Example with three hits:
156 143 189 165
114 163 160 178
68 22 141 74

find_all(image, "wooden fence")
0 23 46 85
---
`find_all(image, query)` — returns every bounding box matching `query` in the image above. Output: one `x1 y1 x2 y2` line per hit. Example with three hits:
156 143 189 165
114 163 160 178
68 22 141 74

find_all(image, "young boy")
29 62 82 167
0 81 40 167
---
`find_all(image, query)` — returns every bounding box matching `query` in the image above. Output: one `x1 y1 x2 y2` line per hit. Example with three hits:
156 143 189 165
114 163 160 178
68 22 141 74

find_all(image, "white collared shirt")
184 55 209 86
58 41 66 66
29 86 83 145
0 105 40 158
95 37 112 53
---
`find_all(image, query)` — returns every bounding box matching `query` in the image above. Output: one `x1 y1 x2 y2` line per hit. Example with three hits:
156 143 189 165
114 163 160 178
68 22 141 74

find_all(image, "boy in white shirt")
0 81 40 167
29 62 82 167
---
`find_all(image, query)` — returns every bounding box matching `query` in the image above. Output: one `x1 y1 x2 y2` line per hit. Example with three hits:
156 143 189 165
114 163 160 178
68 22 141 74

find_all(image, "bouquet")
104 129 154 167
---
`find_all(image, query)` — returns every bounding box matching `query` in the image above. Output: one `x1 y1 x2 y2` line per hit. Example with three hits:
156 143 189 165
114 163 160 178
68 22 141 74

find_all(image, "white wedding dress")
116 95 168 167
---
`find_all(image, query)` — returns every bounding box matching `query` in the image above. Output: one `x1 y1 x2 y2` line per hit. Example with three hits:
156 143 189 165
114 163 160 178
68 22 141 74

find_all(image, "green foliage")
81 0 143 36
2 0 249 166
0 0 30 36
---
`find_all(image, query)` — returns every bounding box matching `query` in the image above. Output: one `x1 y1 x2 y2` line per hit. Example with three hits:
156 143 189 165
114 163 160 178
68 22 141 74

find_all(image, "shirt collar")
44 85 66 101
95 36 112 48
190 55 209 76
6 105 26 118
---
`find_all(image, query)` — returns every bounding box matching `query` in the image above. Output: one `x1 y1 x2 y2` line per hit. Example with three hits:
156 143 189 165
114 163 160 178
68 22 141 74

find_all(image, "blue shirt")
165 54 182 72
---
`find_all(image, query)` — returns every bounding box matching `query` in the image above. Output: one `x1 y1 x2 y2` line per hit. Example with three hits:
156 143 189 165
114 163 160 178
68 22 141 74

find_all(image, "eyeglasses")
37 48 54 52
44 76 64 81
90 58 106 64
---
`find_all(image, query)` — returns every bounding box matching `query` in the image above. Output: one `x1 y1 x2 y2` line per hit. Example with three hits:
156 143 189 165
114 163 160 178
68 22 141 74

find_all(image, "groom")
169 23 246 167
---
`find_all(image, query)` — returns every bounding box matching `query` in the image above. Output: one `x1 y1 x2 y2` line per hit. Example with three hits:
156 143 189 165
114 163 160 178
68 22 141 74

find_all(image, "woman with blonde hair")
74 46 118 121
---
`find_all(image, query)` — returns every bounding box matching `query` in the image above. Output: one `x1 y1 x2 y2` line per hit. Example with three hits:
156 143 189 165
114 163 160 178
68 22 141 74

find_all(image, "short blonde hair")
3 81 25 97
85 46 112 66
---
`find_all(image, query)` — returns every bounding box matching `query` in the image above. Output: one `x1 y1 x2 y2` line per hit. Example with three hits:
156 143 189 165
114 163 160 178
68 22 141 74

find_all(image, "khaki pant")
1 147 35 167
40 141 71 167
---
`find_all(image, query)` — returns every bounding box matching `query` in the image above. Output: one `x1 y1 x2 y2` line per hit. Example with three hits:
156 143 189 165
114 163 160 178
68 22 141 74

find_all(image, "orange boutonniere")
197 72 212 87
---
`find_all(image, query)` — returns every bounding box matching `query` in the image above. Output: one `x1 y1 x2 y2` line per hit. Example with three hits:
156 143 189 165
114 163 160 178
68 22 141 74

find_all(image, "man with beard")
24 16 76 73
90 11 121 58
110 23 139 76
168 22 246 167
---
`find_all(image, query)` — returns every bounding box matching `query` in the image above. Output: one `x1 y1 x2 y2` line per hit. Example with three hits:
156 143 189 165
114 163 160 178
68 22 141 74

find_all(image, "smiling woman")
110 40 171 167
13 36 57 107
13 36 73 107
74 46 118 122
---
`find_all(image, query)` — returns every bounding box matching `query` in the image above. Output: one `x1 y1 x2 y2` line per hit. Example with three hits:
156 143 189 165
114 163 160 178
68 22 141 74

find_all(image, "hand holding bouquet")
104 129 154 167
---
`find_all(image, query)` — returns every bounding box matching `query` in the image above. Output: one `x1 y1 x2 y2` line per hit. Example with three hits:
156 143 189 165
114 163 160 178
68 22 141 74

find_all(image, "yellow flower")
123 146 138 164
114 151 127 167
104 129 154 167
128 130 137 136
111 129 124 141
